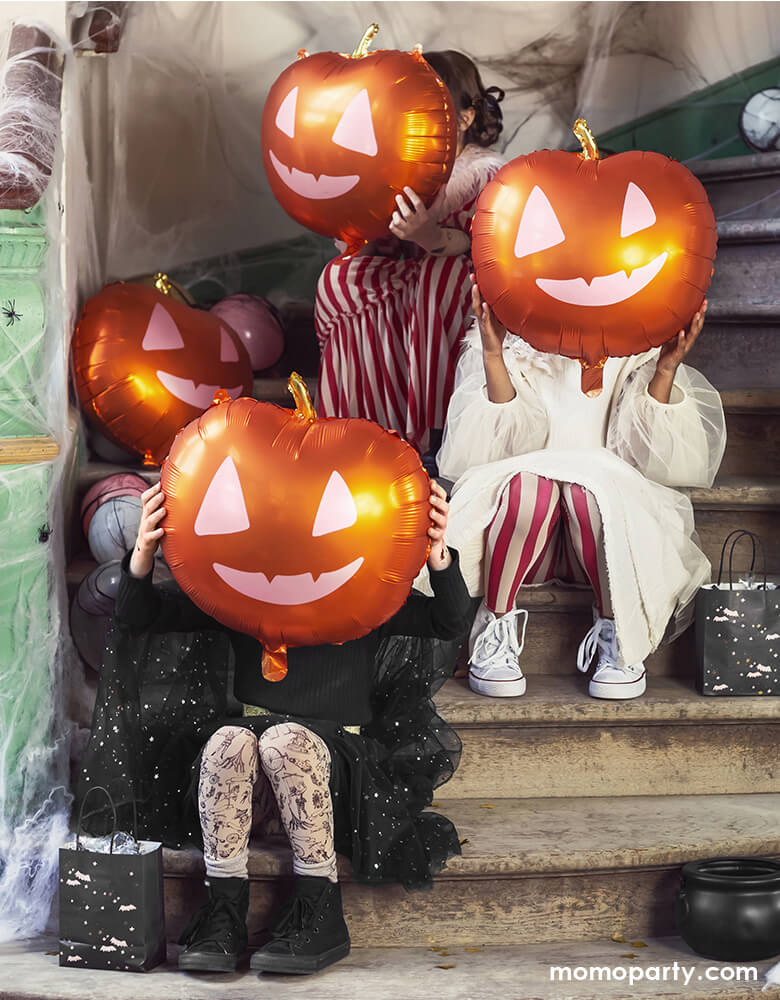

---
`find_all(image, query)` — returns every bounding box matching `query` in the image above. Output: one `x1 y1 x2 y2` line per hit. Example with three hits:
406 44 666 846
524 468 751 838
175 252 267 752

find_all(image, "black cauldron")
676 857 780 961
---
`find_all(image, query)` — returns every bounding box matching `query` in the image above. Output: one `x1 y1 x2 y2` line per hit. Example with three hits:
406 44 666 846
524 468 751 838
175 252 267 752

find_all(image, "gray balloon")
70 561 122 671
87 495 142 563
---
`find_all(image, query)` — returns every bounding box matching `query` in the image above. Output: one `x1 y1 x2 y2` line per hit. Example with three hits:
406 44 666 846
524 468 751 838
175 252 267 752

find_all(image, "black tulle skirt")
77 627 462 889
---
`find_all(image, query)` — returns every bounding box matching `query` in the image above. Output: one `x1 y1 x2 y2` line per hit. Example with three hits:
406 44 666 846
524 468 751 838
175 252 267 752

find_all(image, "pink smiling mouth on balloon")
213 557 365 605
268 150 360 200
156 372 244 409
536 251 668 307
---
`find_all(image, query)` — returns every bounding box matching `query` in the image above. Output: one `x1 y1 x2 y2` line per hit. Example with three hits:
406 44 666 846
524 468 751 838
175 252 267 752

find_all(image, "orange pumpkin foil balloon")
261 24 457 255
472 120 717 395
160 375 431 681
72 282 253 465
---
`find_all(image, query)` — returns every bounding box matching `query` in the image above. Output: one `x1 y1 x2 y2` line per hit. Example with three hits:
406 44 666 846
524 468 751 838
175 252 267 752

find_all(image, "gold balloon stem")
288 372 317 423
151 271 195 305
352 23 379 58
297 48 309 60
262 646 288 682
211 388 232 406
573 118 600 161
153 272 173 295
580 358 606 397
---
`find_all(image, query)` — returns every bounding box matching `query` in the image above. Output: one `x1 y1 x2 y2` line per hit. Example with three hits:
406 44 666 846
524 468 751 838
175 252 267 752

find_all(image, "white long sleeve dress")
424 326 727 667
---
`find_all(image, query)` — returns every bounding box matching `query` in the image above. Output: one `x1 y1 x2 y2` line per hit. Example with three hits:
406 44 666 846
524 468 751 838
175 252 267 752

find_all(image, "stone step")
691 321 780 391
708 219 780 316
691 150 780 222
4 934 776 1000
720 389 780 477
468 585 693 677
687 475 780 573
438 675 780 798
691 216 780 390
162 793 780 947
687 216 780 389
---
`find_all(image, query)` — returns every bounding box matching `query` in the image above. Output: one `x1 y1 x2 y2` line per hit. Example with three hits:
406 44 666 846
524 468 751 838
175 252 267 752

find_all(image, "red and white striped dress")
315 145 504 451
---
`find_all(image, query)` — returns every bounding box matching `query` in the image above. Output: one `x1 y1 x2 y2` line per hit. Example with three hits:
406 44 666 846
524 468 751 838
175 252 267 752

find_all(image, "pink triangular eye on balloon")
514 186 565 260
621 182 656 238
219 327 239 363
312 471 357 537
195 456 250 536
275 86 297 139
141 303 185 351
332 89 378 157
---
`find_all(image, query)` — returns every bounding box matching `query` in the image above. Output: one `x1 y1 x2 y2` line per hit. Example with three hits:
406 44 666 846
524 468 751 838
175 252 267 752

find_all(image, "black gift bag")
695 530 780 696
59 786 167 971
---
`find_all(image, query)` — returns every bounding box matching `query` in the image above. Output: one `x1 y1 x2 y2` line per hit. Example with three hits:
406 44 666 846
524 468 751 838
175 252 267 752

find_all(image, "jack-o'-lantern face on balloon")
472 120 717 394
161 377 431 680
72 283 253 464
261 25 457 255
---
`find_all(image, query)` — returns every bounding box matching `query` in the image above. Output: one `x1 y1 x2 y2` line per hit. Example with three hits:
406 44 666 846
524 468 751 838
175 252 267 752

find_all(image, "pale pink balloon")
209 294 285 372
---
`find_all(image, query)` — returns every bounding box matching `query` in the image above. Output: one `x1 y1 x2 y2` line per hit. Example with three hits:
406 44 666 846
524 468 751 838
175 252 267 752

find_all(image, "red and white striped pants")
486 473 612 617
315 251 473 452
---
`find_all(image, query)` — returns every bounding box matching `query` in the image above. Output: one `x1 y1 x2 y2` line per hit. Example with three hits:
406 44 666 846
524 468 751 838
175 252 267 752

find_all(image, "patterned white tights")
198 723 337 882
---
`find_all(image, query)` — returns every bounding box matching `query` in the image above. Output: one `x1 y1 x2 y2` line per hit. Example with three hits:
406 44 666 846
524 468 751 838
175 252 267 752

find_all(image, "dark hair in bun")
423 49 504 148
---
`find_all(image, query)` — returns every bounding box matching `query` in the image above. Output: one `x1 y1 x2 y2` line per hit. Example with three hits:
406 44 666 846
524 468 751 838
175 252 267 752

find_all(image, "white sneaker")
468 603 528 698
576 614 646 700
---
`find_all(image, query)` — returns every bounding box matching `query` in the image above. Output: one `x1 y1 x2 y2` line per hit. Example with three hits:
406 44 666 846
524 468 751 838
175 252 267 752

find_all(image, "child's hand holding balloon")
649 299 707 403
130 482 166 578
427 480 452 571
471 275 516 404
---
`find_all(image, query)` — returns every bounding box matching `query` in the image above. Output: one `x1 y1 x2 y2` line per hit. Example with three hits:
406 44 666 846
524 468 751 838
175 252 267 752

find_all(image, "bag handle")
717 530 755 587
75 784 139 854
76 786 118 854
728 531 767 591
716 530 767 590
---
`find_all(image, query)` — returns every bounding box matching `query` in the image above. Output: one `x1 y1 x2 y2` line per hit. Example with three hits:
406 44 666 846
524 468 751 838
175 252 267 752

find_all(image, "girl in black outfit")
79 478 471 976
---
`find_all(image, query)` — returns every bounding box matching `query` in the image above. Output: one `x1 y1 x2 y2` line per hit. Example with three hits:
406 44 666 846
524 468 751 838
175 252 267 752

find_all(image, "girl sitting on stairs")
79 479 470 976
315 49 505 466
428 280 726 700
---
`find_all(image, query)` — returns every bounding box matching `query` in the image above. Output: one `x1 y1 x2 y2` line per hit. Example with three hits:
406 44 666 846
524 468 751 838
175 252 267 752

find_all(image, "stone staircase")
57 151 780 997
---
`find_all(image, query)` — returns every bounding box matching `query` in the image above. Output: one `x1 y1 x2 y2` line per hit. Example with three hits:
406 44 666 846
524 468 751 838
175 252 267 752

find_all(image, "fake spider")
2 300 23 326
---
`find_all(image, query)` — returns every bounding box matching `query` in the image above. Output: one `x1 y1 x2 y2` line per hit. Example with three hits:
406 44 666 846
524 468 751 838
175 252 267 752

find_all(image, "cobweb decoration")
70 2 127 55
0 18 71 943
0 457 77 943
0 23 63 210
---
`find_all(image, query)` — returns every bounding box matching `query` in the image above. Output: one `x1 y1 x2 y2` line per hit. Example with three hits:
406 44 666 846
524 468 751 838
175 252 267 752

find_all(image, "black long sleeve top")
115 550 471 726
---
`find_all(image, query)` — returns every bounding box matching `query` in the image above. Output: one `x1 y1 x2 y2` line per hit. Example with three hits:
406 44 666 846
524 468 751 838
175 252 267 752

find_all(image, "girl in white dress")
432 282 726 699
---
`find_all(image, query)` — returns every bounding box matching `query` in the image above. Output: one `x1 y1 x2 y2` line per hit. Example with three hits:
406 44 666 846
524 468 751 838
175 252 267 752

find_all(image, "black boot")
178 876 249 972
250 876 350 975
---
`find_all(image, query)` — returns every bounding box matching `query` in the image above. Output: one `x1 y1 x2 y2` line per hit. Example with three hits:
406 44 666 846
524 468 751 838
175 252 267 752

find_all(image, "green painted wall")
599 55 780 162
